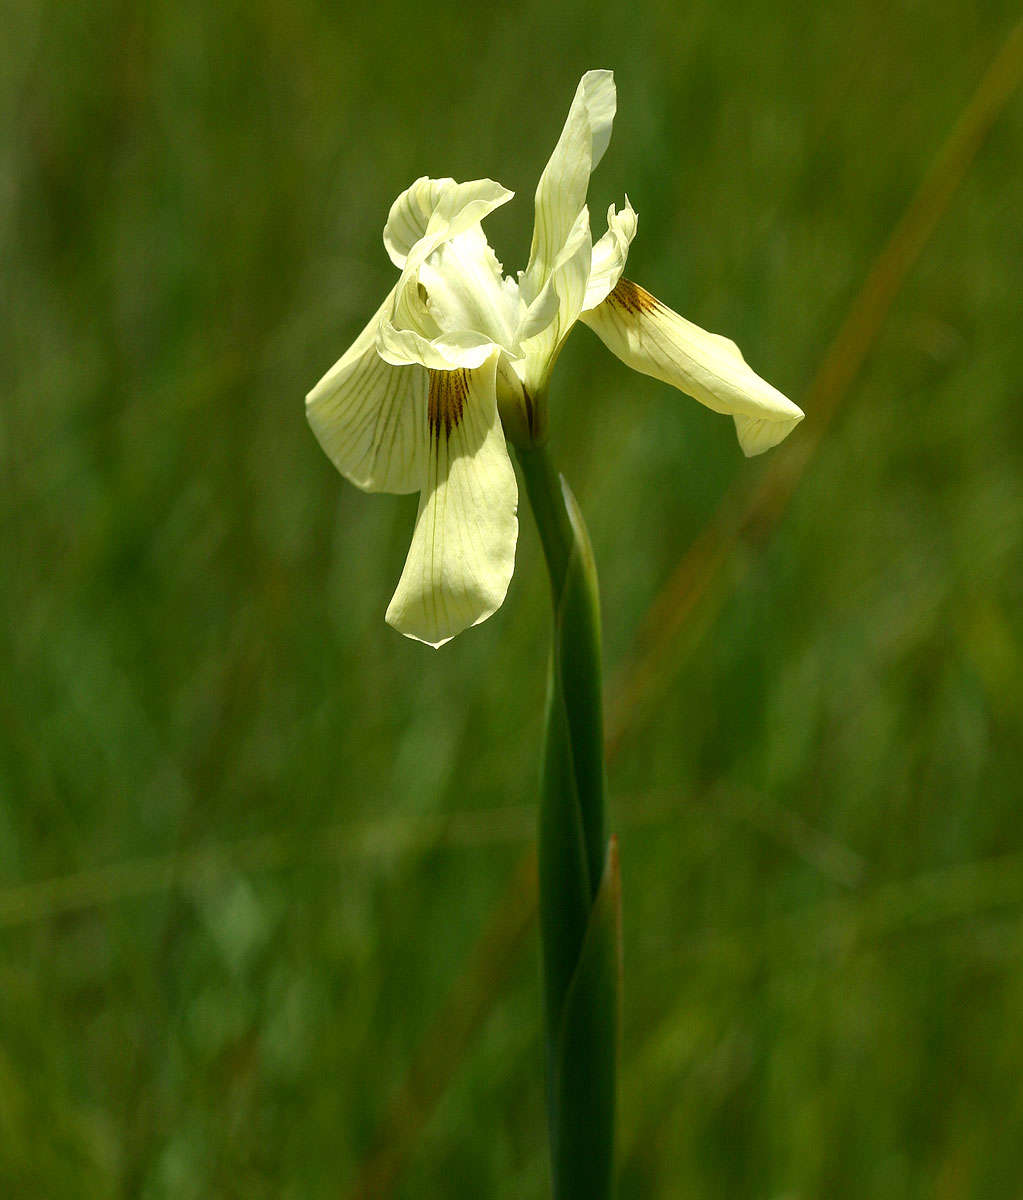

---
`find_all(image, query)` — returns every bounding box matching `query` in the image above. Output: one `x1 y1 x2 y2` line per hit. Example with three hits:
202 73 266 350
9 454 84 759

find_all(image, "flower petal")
386 355 518 647
378 182 519 372
583 199 638 311
419 226 520 351
377 255 505 372
383 176 514 269
306 286 427 494
582 278 804 455
377 312 498 372
517 205 593 397
523 70 616 298
383 177 452 268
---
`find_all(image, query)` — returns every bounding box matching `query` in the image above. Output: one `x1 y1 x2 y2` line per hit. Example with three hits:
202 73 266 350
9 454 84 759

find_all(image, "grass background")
2 1 1022 1195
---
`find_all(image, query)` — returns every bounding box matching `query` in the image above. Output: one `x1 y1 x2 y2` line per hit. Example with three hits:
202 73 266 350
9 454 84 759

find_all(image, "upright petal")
378 181 519 373
306 286 427 494
419 226 521 351
517 204 593 397
386 355 519 647
523 70 616 298
583 200 638 311
383 176 514 269
582 278 804 455
383 177 453 268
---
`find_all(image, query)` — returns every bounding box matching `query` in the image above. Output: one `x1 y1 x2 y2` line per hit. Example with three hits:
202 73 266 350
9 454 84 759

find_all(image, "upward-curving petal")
517 205 593 398
383 177 452 268
583 199 638 311
386 355 519 647
378 181 519 373
523 70 616 300
383 176 514 269
582 278 804 456
418 226 521 352
306 286 427 494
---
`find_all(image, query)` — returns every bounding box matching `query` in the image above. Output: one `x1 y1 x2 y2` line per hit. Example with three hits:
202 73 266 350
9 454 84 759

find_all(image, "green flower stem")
517 442 621 1200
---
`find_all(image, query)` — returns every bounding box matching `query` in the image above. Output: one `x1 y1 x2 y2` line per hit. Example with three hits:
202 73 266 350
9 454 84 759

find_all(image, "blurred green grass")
2 0 1023 1196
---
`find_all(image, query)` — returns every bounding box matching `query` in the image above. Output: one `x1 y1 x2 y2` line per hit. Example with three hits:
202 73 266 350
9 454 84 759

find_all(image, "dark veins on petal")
428 368 469 438
609 277 661 316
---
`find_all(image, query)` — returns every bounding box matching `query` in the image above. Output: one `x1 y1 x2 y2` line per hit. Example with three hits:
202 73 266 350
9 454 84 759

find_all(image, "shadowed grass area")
2 2 1022 1196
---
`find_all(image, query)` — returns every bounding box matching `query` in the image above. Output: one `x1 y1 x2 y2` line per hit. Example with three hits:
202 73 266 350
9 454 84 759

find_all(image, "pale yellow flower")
307 70 803 647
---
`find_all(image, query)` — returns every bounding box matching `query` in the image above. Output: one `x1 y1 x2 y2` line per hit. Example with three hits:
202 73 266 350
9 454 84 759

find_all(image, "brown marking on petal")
427 368 469 438
609 277 661 316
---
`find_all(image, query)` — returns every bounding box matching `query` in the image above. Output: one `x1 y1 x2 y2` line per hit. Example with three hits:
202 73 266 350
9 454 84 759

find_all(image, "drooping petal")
582 278 804 455
523 70 616 299
583 199 638 311
306 286 427 494
383 176 514 269
386 355 518 647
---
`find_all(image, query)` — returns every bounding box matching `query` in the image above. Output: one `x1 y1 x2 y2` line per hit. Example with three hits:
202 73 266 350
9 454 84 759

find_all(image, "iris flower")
307 69 803 647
